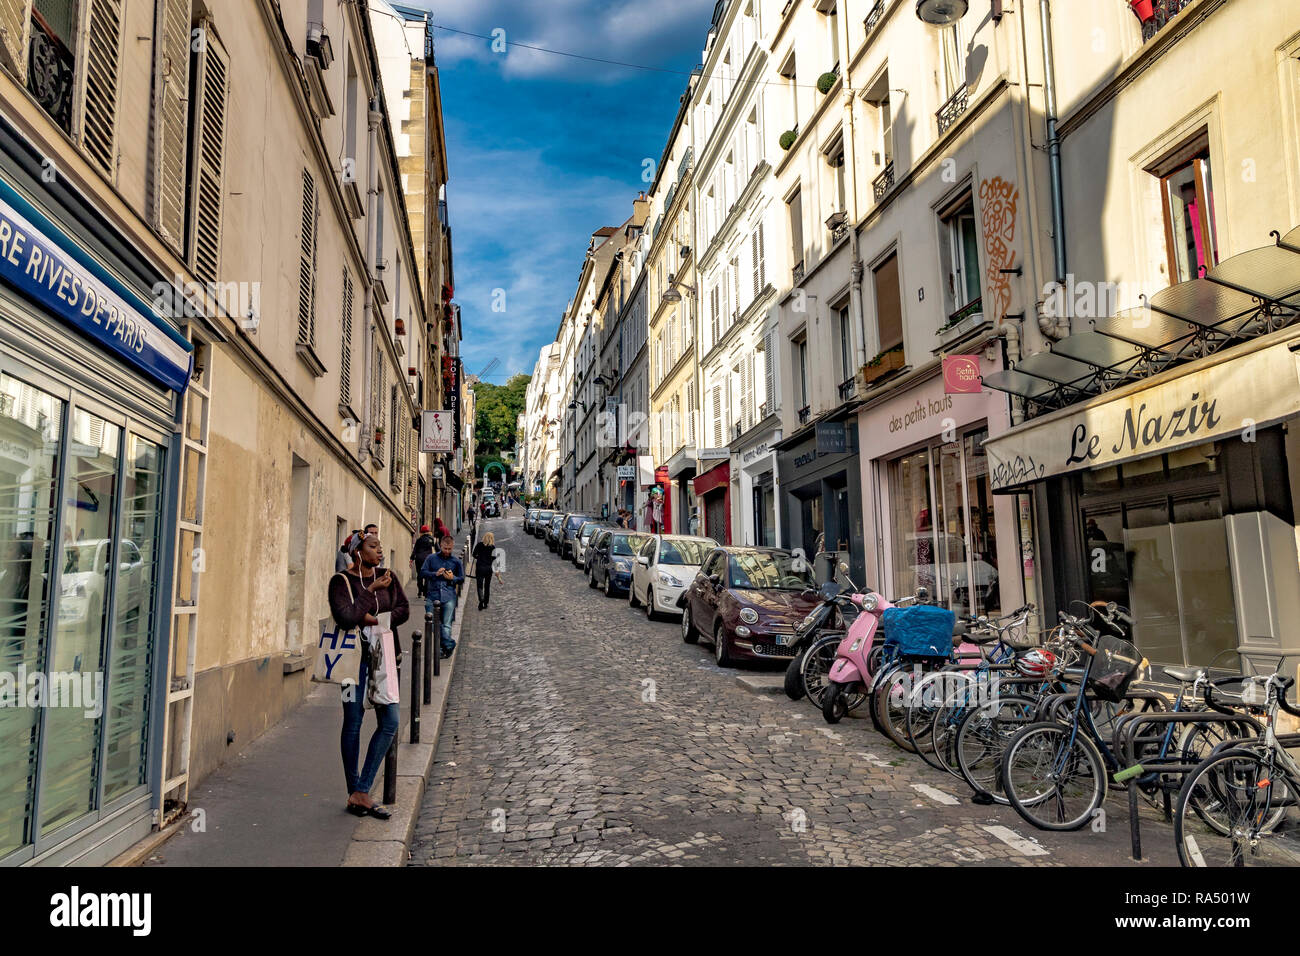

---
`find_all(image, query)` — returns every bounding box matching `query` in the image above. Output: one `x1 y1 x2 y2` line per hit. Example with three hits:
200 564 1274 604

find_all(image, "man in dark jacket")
410 525 436 597
420 535 464 658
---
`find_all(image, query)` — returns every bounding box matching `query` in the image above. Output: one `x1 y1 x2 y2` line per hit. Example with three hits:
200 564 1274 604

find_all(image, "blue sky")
403 0 717 384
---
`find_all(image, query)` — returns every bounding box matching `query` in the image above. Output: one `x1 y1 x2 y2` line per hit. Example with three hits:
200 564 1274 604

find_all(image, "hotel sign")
985 339 1300 492
0 178 192 392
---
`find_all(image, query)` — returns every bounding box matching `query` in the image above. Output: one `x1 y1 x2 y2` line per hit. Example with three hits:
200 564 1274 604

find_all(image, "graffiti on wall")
979 177 1019 322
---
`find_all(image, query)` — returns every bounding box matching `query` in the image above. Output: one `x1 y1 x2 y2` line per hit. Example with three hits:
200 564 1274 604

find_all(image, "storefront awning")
983 227 1300 416
983 325 1300 493
692 459 730 496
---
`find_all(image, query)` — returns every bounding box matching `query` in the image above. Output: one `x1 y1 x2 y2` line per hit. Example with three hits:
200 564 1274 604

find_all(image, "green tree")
473 373 530 464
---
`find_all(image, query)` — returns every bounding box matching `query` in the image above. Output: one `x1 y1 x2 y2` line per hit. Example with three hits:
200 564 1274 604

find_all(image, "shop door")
705 491 727 544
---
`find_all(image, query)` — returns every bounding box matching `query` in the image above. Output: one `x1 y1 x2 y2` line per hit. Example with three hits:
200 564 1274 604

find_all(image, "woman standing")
329 533 409 819
472 531 500 610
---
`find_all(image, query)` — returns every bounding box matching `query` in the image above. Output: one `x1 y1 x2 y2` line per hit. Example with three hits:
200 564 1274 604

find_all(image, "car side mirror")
637 556 650 567
708 573 721 588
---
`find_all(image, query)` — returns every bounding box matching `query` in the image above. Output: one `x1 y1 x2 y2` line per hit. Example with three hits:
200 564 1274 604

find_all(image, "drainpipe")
361 99 382 462
845 89 868 373
1038 0 1070 340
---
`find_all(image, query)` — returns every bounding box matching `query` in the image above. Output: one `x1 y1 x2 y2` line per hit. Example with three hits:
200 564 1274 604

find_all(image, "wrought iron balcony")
838 377 856 401
873 162 895 202
937 85 969 136
1139 0 1195 41
865 0 885 34
793 260 806 283
826 210 849 244
798 405 811 425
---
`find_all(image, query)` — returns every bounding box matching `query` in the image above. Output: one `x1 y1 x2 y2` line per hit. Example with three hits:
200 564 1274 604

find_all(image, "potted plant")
817 71 838 94
1129 0 1154 22
861 344 906 386
374 426 385 445
779 129 798 151
395 317 405 336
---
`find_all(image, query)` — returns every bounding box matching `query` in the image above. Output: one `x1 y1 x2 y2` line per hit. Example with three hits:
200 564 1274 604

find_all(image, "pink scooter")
819 582 927 723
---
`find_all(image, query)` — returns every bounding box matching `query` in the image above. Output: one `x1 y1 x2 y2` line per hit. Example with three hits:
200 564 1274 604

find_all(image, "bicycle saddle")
1163 666 1206 684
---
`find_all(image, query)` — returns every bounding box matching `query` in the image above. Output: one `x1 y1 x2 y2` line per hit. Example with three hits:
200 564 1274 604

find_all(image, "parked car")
532 510 555 538
574 520 610 566
628 534 714 620
589 530 653 597
558 513 593 561
678 547 820 668
584 528 614 579
58 538 146 653
523 508 539 532
545 513 566 551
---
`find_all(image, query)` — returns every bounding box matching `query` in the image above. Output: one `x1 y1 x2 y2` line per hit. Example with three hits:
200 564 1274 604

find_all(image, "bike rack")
1113 710 1266 861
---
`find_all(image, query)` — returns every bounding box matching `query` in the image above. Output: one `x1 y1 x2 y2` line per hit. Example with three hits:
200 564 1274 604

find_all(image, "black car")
584 528 613 578
558 513 593 560
589 530 653 597
545 513 566 551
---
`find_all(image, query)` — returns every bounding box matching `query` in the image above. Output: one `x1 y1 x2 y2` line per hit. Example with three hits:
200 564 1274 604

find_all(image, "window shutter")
711 384 722 446
390 386 400 488
752 229 761 298
688 385 697 445
742 356 752 428
731 256 740 321
763 331 776 413
340 270 354 407
187 22 228 284
77 0 123 176
756 221 766 292
0 1 32 79
297 170 318 345
150 0 190 250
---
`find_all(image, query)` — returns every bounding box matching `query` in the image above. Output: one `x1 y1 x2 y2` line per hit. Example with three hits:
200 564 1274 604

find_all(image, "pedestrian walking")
336 528 361 573
329 532 409 820
420 534 463 659
410 524 435 598
472 532 501 610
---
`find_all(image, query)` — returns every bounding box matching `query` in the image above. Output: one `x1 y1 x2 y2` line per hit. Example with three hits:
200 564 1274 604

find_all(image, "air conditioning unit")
307 23 334 69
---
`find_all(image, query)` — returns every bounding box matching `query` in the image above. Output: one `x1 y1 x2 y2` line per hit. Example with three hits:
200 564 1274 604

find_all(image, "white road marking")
1184 834 1207 867
855 751 892 769
911 783 959 805
982 825 1049 856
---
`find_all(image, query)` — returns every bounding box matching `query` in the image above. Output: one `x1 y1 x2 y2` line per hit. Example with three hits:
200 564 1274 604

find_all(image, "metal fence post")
424 610 434 701
410 628 422 744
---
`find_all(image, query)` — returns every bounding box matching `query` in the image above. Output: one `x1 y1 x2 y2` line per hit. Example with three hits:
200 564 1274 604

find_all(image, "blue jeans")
425 593 457 653
340 648 400 797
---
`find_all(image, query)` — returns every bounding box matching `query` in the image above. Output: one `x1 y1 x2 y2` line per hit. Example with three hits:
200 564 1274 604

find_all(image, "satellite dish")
916 0 969 25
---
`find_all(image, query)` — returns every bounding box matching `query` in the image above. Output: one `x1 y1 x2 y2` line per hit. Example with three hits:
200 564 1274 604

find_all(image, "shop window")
1152 136 1218 283
793 335 809 412
887 428 1000 618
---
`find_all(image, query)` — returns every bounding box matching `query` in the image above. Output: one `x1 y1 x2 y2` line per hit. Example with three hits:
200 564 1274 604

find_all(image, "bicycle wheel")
1175 749 1300 867
801 635 851 709
875 666 920 752
955 694 1037 802
909 670 975 772
1002 721 1107 831
933 679 994 778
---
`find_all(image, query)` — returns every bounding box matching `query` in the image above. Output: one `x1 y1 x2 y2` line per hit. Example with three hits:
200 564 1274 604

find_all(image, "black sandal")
345 803 367 817
365 804 392 820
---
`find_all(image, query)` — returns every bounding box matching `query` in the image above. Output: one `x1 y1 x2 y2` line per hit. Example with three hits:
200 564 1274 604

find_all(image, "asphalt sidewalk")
119 575 463 868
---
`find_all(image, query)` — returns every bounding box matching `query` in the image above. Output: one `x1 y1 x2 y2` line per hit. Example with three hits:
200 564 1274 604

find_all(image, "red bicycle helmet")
1015 647 1058 678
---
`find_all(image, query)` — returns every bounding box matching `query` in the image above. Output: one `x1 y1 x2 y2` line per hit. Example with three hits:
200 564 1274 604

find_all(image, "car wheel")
588 566 598 589
714 622 734 668
645 588 656 621
629 585 641 609
681 606 699 644
604 571 616 598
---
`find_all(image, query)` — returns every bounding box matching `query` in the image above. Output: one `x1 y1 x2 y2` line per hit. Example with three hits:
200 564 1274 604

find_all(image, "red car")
677 547 821 668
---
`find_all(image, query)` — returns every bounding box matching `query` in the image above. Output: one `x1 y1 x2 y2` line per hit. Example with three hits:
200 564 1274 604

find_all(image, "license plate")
774 634 789 646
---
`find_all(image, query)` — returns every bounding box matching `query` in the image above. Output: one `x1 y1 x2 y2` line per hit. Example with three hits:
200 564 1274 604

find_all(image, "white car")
573 519 609 566
628 534 715 620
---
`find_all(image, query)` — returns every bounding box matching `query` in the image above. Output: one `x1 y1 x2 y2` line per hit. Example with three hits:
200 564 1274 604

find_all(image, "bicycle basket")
882 604 957 658
1086 634 1144 702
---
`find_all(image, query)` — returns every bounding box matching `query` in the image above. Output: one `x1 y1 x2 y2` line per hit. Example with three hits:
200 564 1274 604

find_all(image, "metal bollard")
383 648 399 806
432 604 442 677
424 611 434 702
410 628 422 744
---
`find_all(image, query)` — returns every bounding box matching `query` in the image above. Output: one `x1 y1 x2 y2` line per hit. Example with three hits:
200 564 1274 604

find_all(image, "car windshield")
727 552 815 590
659 539 711 566
579 523 601 540
611 533 651 557
566 516 589 531
538 512 554 520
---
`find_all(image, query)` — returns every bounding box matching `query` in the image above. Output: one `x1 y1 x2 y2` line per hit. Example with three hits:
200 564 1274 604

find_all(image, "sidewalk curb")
735 674 786 696
342 597 464 866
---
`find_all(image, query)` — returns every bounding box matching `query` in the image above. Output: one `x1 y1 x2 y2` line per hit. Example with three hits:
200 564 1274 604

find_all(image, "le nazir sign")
984 338 1300 492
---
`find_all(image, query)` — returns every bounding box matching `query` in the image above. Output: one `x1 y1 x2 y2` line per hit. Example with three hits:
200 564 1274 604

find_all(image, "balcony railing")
865 0 885 34
798 405 811 425
1140 0 1196 41
838 377 856 401
792 260 806 283
937 85 970 136
873 162 895 202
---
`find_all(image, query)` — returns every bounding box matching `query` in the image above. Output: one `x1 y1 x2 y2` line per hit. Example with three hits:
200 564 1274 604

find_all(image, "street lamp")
661 273 697 304
915 0 968 25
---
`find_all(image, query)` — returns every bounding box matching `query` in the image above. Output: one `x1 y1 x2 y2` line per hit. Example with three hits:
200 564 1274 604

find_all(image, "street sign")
422 410 453 452
816 422 846 454
617 464 635 479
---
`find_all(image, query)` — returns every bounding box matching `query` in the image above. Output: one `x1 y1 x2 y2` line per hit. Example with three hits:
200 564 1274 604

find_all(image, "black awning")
446 471 464 491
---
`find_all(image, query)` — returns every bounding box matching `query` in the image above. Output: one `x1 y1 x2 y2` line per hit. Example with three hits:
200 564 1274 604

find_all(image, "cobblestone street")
411 517 1180 866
